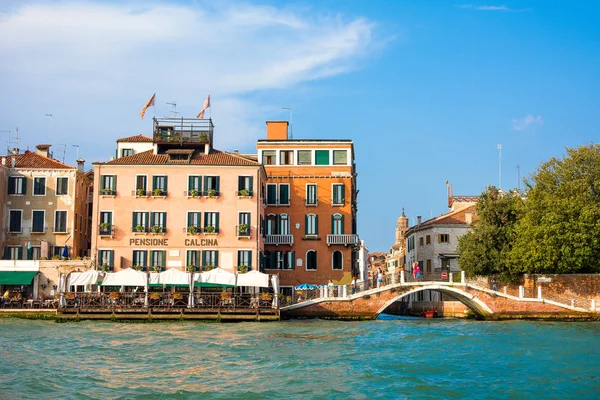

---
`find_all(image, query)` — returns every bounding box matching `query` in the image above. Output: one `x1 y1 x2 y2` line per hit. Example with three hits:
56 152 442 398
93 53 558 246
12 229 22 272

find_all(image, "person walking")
415 264 422 281
412 262 418 281
377 269 383 288
351 277 357 295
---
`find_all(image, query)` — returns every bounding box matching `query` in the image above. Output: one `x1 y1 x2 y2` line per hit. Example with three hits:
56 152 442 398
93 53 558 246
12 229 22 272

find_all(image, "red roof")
100 149 260 166
116 134 153 143
4 153 74 170
422 205 477 226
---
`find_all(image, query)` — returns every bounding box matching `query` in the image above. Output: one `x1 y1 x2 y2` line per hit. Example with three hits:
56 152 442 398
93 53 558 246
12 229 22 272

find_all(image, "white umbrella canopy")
102 268 147 287
68 270 103 287
236 270 270 288
198 268 236 286
150 268 190 286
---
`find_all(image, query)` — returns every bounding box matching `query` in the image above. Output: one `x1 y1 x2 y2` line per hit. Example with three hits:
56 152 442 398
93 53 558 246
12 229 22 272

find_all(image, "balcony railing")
265 234 294 245
153 117 214 145
326 234 359 246
99 225 115 237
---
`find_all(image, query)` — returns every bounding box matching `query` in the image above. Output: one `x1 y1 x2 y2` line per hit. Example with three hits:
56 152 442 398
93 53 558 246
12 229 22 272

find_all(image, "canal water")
0 316 598 399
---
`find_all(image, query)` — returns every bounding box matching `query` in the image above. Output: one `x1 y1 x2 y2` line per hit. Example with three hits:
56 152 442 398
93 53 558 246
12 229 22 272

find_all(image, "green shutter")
280 185 289 204
17 247 23 260
238 176 243 192
315 150 330 165
109 250 114 268
113 176 117 191
304 215 308 235
214 251 219 267
215 213 220 230
8 178 13 195
152 176 157 191
315 215 319 235
248 251 252 267
202 251 206 266
22 179 26 195
341 215 345 234
3 246 9 260
291 251 295 270
203 176 208 192
188 176 194 191
132 212 136 231
164 176 168 192
215 177 220 192
163 212 167 230
187 212 193 227
249 176 254 195
331 215 335 234
341 184 345 204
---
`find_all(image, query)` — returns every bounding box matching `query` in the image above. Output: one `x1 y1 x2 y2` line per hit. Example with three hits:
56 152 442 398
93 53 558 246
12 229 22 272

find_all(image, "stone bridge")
281 279 599 321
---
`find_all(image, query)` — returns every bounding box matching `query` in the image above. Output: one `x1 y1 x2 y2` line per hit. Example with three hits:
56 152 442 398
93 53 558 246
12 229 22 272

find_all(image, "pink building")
91 118 265 273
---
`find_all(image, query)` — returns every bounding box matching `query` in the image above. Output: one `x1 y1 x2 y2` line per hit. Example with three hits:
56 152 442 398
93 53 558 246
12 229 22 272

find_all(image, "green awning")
0 271 37 285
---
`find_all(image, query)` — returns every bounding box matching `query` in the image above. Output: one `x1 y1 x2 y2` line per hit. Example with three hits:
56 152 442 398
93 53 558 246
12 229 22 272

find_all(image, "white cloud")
511 114 544 131
456 4 530 12
0 1 378 160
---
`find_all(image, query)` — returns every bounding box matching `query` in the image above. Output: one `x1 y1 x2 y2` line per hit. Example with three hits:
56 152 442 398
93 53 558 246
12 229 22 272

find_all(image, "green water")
0 317 598 399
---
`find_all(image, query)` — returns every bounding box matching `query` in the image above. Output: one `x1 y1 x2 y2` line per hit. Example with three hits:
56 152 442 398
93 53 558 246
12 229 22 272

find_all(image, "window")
33 177 46 196
204 176 220 196
132 250 148 268
54 211 67 233
8 176 26 195
419 237 424 246
98 250 114 270
408 236 415 252
188 175 202 195
203 250 219 267
150 250 166 269
333 150 347 165
152 175 168 195
264 251 294 270
121 148 133 157
426 235 431 245
306 184 317 205
332 250 343 270
4 246 22 260
187 212 201 231
266 214 278 235
99 211 113 234
266 184 277 205
56 177 68 195
238 176 253 196
150 212 167 233
315 150 329 165
100 175 116 195
238 250 252 268
280 214 289 235
53 246 63 258
332 184 345 205
30 246 41 261
262 150 276 165
332 214 344 235
439 234 450 243
136 175 147 195
187 250 201 269
306 250 317 270
426 259 432 274
280 150 294 165
279 184 290 205
305 214 318 236
204 212 219 233
132 211 149 232
238 212 250 236
297 150 312 165
32 210 45 233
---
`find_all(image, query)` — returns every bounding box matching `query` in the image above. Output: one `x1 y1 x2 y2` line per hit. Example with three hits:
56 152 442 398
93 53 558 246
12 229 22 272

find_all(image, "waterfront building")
91 118 265 274
257 121 358 291
1 145 92 260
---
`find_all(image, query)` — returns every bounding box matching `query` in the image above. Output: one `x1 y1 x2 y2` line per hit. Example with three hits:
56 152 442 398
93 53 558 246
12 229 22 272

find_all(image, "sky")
1 0 599 252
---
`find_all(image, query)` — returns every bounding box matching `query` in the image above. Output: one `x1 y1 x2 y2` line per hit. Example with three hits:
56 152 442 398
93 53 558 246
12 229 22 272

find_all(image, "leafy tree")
510 144 600 274
457 186 524 282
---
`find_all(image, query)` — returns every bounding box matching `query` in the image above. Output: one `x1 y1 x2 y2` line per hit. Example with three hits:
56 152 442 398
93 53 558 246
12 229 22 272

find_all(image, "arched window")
332 250 343 270
306 250 317 271
266 214 278 235
332 214 344 235
305 214 318 235
280 214 289 235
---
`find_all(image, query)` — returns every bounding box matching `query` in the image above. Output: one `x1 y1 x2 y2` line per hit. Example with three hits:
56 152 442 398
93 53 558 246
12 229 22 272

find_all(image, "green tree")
457 186 524 282
510 144 600 274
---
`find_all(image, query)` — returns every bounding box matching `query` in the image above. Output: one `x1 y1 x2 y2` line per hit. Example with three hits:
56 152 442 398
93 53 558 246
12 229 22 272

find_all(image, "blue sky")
1 1 599 252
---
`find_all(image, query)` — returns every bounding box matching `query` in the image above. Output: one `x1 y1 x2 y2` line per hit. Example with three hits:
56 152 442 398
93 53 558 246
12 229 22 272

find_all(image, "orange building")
91 118 265 273
257 121 358 291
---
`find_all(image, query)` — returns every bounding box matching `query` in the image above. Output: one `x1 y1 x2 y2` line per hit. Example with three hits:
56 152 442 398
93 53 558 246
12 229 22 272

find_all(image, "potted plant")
135 225 145 233
189 189 198 197
150 292 161 300
260 293 273 301
100 222 111 232
100 265 109 272
202 264 214 271
182 136 190 141
132 265 142 271
151 225 162 234
101 188 112 195
153 188 164 196
187 225 199 235
238 224 249 234
52 255 60 260
136 188 146 197
207 189 216 198
52 284 58 290
239 189 249 197
204 225 215 234
152 265 162 272
199 133 208 141
186 264 196 273
109 292 119 300
221 291 231 300
238 265 248 274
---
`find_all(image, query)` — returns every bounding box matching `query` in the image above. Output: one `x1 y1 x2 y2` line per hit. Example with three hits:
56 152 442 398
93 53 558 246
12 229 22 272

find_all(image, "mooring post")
461 271 466 284
538 286 542 299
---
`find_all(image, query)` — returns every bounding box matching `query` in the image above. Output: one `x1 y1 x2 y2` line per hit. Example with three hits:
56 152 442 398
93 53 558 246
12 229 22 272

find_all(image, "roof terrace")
153 117 214 150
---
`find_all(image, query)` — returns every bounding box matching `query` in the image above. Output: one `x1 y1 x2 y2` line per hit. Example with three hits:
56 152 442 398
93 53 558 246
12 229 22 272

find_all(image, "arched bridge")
281 276 597 320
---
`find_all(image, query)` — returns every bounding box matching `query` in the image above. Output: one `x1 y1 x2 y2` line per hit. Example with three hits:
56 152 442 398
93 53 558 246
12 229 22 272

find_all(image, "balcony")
265 234 294 246
99 224 115 238
99 189 117 197
237 225 251 239
326 234 359 246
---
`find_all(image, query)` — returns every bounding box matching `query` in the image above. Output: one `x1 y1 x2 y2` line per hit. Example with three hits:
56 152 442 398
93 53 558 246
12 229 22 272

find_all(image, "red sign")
441 272 448 279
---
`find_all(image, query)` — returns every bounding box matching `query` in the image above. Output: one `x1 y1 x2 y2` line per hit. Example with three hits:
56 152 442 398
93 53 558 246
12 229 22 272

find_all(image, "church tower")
395 208 409 245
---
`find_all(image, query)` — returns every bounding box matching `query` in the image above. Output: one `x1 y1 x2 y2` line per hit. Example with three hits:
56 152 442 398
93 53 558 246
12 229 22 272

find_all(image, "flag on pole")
196 94 211 119
140 93 156 119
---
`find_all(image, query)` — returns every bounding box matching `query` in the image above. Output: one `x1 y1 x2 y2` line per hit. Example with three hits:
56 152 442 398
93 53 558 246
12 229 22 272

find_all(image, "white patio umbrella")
236 270 270 288
102 268 147 287
271 275 279 308
198 268 237 286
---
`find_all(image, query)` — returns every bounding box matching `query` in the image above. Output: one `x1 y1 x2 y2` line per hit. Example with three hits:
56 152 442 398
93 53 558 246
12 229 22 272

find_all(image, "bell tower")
395 208 409 245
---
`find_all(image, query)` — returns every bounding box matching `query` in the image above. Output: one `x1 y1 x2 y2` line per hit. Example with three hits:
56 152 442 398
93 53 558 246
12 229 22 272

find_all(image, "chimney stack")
417 216 422 225
233 149 239 154
76 158 85 172
36 144 51 158
12 148 19 155
266 121 289 141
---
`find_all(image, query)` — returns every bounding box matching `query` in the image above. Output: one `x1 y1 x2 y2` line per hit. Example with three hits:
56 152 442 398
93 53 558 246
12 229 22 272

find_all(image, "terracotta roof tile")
116 134 153 143
422 205 477 226
101 149 260 166
4 153 75 170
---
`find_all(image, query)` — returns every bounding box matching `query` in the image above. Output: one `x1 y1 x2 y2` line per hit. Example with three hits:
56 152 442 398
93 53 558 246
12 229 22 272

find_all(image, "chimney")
109 156 115 162
36 144 51 158
417 216 422 225
1 157 5 166
11 158 15 168
266 121 289 141
12 148 19 155
76 158 85 172
233 149 239 154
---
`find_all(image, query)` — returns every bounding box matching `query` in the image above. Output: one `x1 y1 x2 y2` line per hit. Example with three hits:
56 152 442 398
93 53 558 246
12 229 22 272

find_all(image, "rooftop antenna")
166 101 179 119
497 144 502 189
282 107 293 139
0 130 11 154
56 143 67 163
72 145 80 160
516 165 521 191
45 114 53 147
